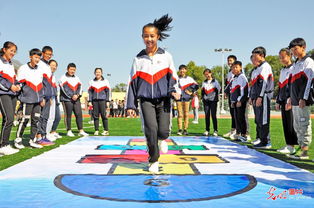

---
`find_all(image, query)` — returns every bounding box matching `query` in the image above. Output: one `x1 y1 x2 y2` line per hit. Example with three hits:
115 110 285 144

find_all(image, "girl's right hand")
88 102 93 107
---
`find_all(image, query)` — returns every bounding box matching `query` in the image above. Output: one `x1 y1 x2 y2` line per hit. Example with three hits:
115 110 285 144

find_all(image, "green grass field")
0 117 313 172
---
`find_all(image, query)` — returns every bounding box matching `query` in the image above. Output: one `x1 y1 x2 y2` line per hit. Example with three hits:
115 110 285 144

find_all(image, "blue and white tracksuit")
0 57 18 147
59 73 83 131
225 70 236 129
276 65 297 146
201 79 221 132
16 63 45 141
289 56 314 147
178 76 199 101
88 78 111 131
230 73 248 135
249 61 274 145
126 47 179 163
37 60 53 137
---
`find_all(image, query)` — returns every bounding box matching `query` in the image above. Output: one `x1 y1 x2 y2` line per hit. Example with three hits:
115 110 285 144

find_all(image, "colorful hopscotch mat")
0 136 313 207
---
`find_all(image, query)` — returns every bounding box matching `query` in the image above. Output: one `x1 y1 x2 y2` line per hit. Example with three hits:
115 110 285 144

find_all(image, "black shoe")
183 130 188 135
253 142 270 149
177 129 183 135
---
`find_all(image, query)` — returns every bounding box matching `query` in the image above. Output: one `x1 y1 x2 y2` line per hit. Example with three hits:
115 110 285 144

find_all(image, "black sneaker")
183 130 188 135
253 142 269 149
177 129 183 136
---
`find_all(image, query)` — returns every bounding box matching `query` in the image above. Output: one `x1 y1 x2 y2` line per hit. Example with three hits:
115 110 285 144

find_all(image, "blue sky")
1 0 313 90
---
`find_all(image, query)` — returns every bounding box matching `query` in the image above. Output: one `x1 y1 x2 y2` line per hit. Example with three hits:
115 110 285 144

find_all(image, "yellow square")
158 154 226 163
129 141 175 146
112 163 195 174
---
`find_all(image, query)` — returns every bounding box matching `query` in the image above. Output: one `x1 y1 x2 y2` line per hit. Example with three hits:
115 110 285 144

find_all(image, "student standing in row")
201 69 220 136
224 55 237 138
59 63 88 137
15 48 46 149
249 47 274 149
88 68 111 136
36 46 54 145
176 64 199 135
0 41 20 155
275 48 298 154
126 14 180 174
46 59 62 141
288 38 314 160
230 61 249 142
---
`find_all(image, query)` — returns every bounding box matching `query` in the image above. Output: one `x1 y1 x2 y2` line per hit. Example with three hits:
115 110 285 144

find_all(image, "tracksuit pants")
16 103 41 140
51 102 61 132
280 103 298 146
292 106 312 148
46 97 56 134
228 95 236 129
140 97 171 163
253 95 270 145
62 100 83 131
234 101 247 135
92 100 108 131
203 100 218 132
37 98 51 137
0 95 17 147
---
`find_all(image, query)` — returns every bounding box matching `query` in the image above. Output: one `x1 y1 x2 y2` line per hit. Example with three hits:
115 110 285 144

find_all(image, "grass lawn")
0 117 313 172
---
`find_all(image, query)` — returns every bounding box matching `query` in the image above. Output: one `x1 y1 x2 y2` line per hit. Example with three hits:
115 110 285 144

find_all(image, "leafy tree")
112 83 127 92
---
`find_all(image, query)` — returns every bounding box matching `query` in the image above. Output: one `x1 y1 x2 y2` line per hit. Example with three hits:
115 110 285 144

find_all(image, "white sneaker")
101 131 109 136
14 137 25 149
94 131 99 136
252 138 261 145
223 130 236 137
277 145 295 154
203 131 209 136
213 131 218 137
29 139 43 148
67 130 75 137
192 120 198 124
246 135 252 142
53 132 62 139
230 134 239 141
159 140 168 154
78 130 89 137
0 145 19 155
46 133 56 142
148 162 159 174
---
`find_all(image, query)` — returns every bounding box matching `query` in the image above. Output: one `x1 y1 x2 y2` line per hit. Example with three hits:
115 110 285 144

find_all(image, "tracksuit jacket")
178 76 199 101
38 60 53 99
276 65 292 104
126 48 179 110
201 79 221 101
230 72 248 103
59 73 82 102
88 78 111 102
17 63 44 104
289 56 314 106
249 61 274 100
0 57 19 96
